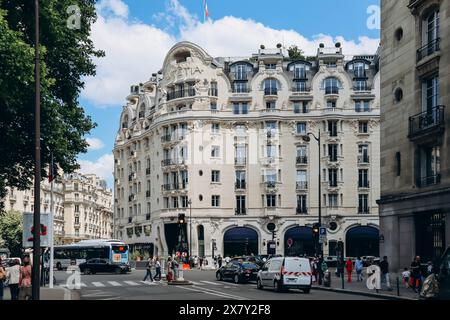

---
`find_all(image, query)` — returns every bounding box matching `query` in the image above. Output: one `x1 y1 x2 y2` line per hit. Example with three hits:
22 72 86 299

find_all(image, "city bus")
53 239 129 270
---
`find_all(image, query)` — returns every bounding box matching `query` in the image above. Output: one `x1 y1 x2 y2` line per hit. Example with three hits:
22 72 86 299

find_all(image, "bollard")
397 277 400 296
341 271 345 289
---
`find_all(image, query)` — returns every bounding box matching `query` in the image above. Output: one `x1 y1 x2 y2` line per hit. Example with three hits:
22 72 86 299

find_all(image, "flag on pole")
48 154 56 183
204 0 209 22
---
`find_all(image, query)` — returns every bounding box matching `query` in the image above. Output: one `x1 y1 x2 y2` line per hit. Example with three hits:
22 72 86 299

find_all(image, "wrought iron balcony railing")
408 105 445 139
417 38 440 62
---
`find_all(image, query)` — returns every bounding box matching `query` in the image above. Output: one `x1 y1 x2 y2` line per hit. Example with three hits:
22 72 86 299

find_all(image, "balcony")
232 87 251 94
264 181 277 189
296 181 308 190
408 106 445 141
167 89 196 101
296 207 308 215
235 182 246 190
358 155 370 164
234 157 247 166
417 38 440 62
296 156 308 165
418 174 441 188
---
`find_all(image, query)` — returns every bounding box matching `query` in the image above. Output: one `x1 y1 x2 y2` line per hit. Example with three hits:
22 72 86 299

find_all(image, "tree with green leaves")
0 0 104 211
0 210 23 257
288 45 306 60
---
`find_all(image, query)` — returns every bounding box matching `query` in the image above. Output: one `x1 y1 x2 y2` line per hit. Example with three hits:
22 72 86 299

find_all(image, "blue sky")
78 0 380 188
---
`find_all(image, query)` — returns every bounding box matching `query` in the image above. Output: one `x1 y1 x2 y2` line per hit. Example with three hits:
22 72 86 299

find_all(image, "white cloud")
78 154 114 183
86 137 105 150
96 0 129 19
82 0 380 107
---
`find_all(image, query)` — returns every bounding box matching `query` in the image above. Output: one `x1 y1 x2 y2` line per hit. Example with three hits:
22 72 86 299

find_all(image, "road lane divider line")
177 285 247 300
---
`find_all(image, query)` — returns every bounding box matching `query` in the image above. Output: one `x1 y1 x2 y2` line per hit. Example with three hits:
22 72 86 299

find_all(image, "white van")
257 257 312 293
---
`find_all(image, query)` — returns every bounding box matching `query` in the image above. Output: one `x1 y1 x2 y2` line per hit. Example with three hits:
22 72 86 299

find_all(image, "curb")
312 286 417 300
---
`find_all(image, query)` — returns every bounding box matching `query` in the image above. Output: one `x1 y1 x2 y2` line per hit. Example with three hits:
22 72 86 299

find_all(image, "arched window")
263 78 279 95
323 77 341 94
289 63 308 79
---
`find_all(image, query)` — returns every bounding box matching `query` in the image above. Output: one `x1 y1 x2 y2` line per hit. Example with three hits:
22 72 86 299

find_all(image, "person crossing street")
143 257 154 282
345 258 353 283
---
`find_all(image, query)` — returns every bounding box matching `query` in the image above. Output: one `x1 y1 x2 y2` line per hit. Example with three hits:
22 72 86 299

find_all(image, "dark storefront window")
415 212 446 263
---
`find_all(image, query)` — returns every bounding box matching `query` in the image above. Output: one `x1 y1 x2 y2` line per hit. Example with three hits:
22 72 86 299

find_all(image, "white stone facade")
113 42 380 262
2 173 113 245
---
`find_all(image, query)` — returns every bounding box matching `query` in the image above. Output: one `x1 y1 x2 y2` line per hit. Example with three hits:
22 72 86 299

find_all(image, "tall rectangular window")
359 121 369 133
235 171 246 189
328 144 338 162
296 195 307 214
328 120 338 136
211 195 220 207
355 101 370 112
236 196 246 215
358 194 369 214
212 123 220 134
211 170 220 183
358 169 369 188
296 122 307 135
328 169 338 187
328 194 338 208
211 146 220 158
266 194 277 207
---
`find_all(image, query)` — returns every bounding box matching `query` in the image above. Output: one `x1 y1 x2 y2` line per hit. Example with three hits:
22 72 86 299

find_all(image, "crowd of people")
0 256 33 300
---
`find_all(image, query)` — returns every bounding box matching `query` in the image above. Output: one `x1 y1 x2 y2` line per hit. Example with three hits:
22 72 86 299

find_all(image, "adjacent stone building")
2 173 114 244
113 41 381 262
379 0 450 271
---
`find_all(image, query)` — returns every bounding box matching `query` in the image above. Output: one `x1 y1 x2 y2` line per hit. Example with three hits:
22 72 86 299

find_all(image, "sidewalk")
2 286 80 300
312 268 419 300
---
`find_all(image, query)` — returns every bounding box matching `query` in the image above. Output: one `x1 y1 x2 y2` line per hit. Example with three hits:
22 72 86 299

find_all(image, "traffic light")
178 213 185 224
312 223 320 237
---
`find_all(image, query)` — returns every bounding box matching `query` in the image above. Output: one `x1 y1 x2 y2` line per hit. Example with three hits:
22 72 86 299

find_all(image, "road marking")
140 281 157 286
200 280 223 286
123 281 140 286
177 285 248 300
92 282 106 287
190 281 205 286
107 281 122 287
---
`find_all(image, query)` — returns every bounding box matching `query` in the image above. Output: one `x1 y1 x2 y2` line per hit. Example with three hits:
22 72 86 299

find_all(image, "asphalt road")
52 269 382 300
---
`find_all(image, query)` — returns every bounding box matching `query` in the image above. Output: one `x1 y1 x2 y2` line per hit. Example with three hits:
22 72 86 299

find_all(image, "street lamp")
188 199 192 261
302 129 322 257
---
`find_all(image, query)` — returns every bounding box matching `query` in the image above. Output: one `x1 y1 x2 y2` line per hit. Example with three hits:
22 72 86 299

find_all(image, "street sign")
22 212 50 248
287 238 293 247
320 227 327 236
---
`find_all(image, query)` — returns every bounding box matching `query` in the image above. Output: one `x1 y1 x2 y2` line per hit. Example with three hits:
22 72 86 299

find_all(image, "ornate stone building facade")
113 42 380 262
379 0 450 271
2 173 113 244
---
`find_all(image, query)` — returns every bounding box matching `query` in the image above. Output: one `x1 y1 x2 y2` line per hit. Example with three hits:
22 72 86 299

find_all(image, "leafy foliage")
0 0 104 211
287 45 305 60
0 210 23 256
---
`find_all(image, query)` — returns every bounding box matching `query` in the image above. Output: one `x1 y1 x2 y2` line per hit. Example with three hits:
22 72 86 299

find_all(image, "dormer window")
138 104 145 118
122 115 129 129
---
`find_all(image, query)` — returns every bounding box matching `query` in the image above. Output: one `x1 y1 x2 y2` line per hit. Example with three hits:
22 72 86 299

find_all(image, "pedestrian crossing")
59 279 250 290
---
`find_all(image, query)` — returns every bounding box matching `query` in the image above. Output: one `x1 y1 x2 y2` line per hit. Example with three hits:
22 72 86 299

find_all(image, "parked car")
257 256 312 293
216 260 259 283
78 258 130 275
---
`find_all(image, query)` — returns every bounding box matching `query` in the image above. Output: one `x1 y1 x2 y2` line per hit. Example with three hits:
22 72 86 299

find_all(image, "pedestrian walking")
0 257 6 300
154 257 162 281
410 256 422 292
345 258 353 283
402 267 411 288
317 255 324 285
6 259 20 300
218 255 223 269
203 256 208 268
355 257 364 282
19 256 32 300
199 256 204 269
311 258 318 283
166 257 173 282
379 256 391 290
143 257 154 282
172 258 179 280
